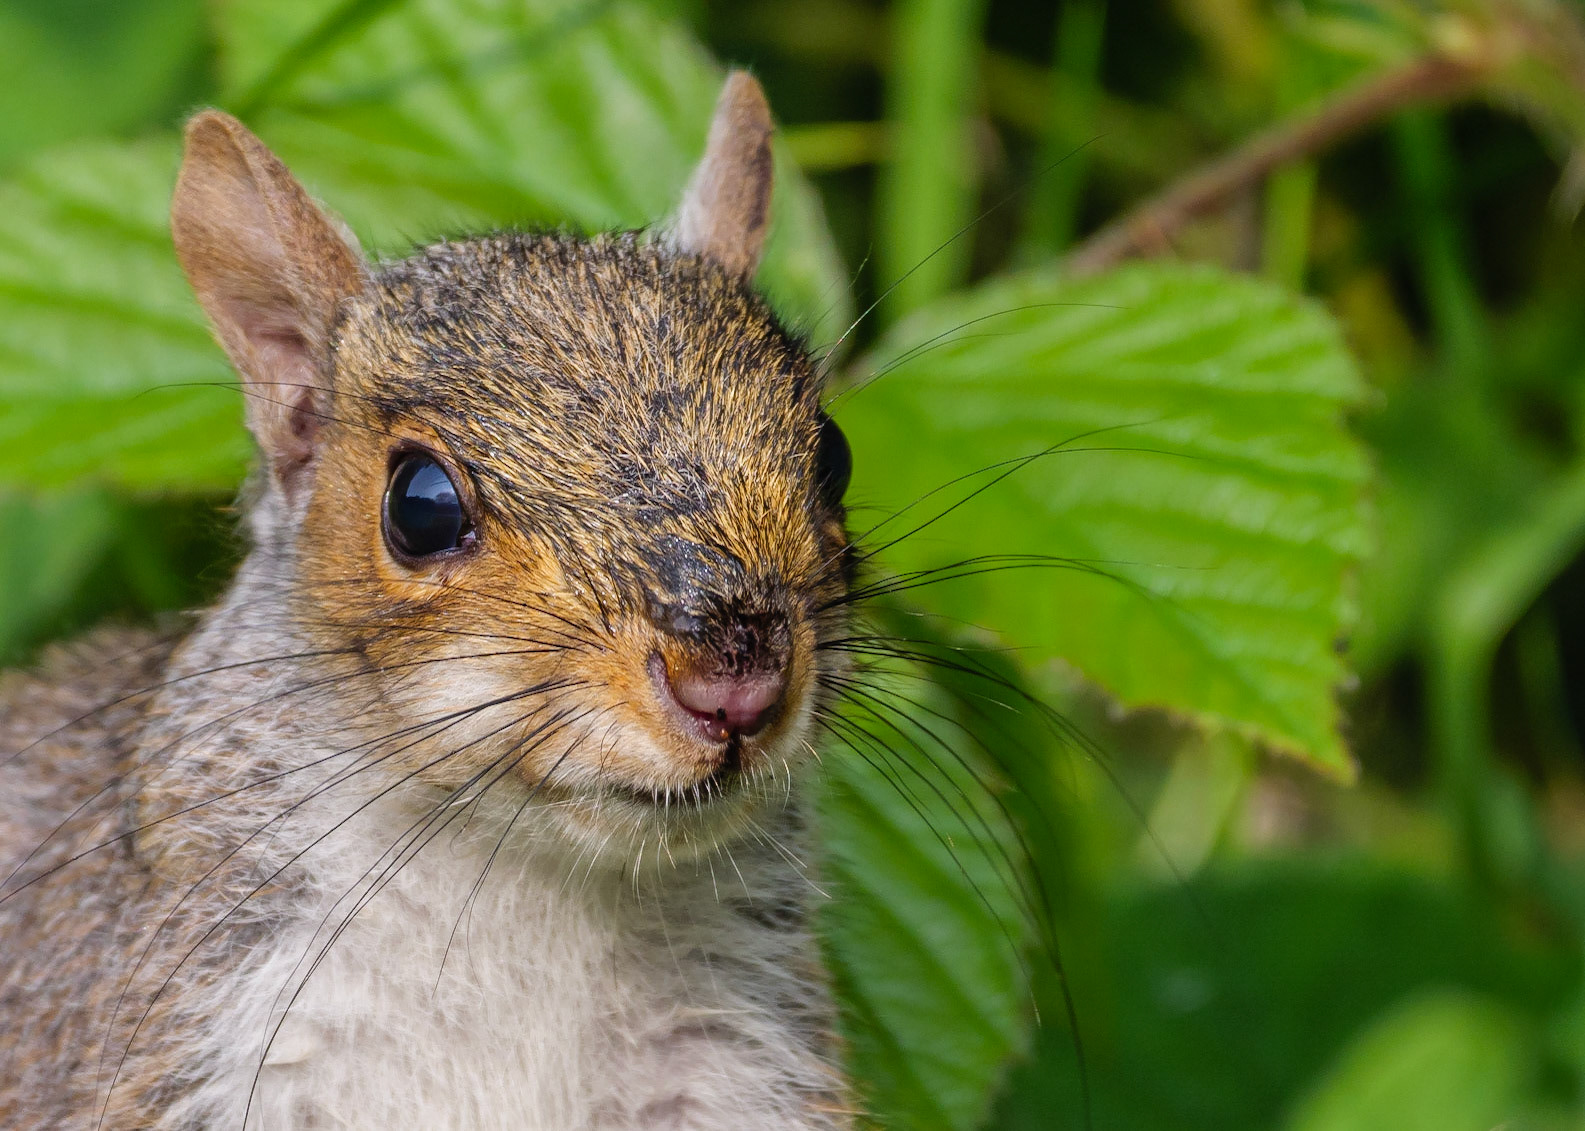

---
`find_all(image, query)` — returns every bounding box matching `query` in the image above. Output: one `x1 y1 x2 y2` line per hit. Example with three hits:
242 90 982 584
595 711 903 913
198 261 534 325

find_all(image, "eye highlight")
383 452 471 560
815 412 851 505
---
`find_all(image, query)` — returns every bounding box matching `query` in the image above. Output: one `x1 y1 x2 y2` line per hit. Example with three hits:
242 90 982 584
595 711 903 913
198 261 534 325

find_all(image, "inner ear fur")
171 110 367 489
673 70 775 279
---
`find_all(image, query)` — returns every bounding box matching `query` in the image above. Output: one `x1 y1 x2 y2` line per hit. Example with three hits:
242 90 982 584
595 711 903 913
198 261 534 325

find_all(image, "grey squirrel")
0 72 859 1129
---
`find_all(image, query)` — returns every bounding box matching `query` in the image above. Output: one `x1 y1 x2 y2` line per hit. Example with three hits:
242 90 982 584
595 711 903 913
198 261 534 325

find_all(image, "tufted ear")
171 110 367 492
673 71 775 279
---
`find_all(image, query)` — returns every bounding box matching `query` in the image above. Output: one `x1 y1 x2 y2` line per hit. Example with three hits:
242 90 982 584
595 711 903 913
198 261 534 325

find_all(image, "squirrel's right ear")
673 71 775 278
171 111 366 491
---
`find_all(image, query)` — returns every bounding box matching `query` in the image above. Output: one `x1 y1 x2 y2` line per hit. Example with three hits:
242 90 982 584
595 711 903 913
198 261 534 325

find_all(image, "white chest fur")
166 802 840 1131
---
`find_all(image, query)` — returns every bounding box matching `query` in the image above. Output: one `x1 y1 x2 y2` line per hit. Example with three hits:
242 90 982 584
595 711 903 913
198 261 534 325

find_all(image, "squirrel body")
1 73 855 1129
4 609 840 1130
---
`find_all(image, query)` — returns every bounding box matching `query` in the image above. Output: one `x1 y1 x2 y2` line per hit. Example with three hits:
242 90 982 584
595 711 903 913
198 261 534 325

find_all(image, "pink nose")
664 665 788 741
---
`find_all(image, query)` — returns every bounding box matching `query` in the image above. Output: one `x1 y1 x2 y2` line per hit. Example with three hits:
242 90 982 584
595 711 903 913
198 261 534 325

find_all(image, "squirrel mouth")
606 755 743 810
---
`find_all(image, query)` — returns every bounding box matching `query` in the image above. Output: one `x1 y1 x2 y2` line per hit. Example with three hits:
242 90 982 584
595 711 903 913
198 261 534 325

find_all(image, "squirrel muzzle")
641 535 795 746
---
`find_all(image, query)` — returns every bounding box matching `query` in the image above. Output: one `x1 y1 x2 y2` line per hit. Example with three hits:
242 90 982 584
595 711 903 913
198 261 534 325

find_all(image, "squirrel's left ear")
673 71 774 278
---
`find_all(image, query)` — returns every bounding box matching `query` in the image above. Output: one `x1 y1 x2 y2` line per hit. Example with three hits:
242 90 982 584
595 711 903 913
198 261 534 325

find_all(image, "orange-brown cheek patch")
291 418 599 770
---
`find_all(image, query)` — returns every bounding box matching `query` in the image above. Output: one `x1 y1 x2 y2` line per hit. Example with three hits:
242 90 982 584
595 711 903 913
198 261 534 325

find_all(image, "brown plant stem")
1064 51 1493 276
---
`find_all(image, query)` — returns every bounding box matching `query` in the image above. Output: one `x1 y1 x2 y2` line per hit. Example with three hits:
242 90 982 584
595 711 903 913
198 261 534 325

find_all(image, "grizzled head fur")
170 73 852 860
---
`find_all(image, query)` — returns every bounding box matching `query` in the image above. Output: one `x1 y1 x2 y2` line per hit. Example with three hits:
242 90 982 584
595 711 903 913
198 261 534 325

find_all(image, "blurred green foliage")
3 0 1585 1128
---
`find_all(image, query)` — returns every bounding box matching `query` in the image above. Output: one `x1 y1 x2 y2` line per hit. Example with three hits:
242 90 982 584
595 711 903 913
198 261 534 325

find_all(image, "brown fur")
0 628 200 1125
2 73 857 1128
300 231 848 803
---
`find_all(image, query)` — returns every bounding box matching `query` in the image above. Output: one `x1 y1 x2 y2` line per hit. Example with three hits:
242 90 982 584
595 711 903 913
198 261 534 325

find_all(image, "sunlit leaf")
0 388 249 491
835 263 1370 776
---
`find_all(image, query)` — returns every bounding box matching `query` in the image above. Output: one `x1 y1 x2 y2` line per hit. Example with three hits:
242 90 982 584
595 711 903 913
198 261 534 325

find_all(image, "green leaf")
992 862 1571 1130
815 654 1038 1131
0 0 850 494
1283 990 1530 1131
0 490 120 662
834 263 1370 777
0 137 242 490
0 0 207 168
0 489 237 666
877 0 987 318
213 0 851 344
0 388 249 492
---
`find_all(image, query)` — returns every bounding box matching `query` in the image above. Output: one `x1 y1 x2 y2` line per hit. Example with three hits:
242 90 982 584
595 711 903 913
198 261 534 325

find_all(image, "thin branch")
1064 50 1493 276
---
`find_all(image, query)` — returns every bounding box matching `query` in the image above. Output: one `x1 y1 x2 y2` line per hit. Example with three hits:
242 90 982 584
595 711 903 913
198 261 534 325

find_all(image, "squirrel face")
170 75 852 859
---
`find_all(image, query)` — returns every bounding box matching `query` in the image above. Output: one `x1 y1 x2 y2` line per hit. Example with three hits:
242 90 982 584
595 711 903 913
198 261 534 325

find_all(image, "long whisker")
91 684 549 1109
97 689 567 1127
436 705 616 989
4 646 579 898
828 629 1221 938
1 642 360 772
817 647 1095 1121
816 141 1102 371
821 552 1172 614
827 302 1123 407
248 711 593 1118
819 674 1052 939
812 700 1061 1054
852 429 1187 570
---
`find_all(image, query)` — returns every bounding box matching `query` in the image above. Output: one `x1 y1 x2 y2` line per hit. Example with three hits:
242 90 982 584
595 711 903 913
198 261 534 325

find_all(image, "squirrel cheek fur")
0 72 859 1130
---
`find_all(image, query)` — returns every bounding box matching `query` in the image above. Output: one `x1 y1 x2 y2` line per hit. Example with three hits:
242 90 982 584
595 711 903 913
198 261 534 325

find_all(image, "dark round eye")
384 452 470 559
815 412 851 505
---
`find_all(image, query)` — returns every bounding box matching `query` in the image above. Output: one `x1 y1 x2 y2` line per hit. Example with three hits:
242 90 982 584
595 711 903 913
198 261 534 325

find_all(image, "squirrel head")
170 73 853 859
